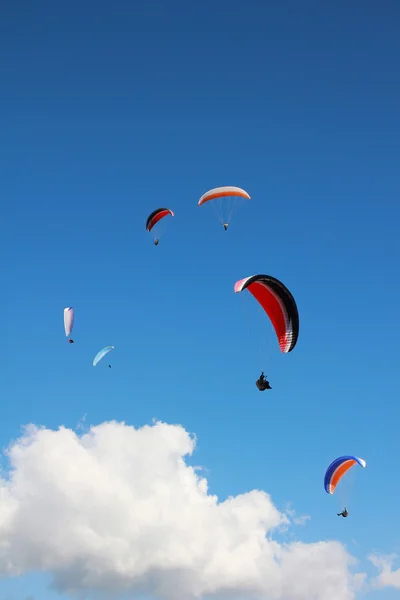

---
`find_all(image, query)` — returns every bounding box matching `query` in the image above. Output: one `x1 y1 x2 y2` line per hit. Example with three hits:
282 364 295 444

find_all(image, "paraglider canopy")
198 186 251 206
324 455 366 495
93 346 115 367
146 208 174 232
64 307 74 342
234 274 299 353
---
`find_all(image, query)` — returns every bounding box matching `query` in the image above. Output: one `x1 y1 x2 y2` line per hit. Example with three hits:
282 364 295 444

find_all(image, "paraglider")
93 346 115 367
324 455 366 516
198 186 250 230
146 208 174 245
64 307 74 343
256 371 272 391
234 274 299 387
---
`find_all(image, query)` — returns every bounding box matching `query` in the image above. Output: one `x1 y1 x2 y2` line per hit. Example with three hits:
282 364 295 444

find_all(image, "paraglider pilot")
337 508 348 518
68 339 74 344
154 238 159 246
223 223 228 231
256 371 272 391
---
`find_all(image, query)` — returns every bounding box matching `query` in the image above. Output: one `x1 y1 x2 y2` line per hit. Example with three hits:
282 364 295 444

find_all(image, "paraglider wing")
198 186 251 206
93 346 115 367
64 307 74 337
234 274 299 353
324 455 366 495
146 208 174 232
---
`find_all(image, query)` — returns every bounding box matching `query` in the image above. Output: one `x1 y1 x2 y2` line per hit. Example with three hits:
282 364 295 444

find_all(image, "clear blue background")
1 0 400 598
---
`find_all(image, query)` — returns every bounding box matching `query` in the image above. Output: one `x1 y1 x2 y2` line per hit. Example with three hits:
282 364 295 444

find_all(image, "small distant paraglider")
324 455 367 518
198 186 250 231
93 346 115 368
64 307 74 343
146 208 174 245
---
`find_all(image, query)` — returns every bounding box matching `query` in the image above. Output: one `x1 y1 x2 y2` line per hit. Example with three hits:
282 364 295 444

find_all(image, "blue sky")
1 1 400 599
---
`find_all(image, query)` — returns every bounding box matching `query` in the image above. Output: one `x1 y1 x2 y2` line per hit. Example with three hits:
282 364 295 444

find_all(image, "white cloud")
292 515 311 526
0 420 364 599
369 554 400 589
283 504 311 526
